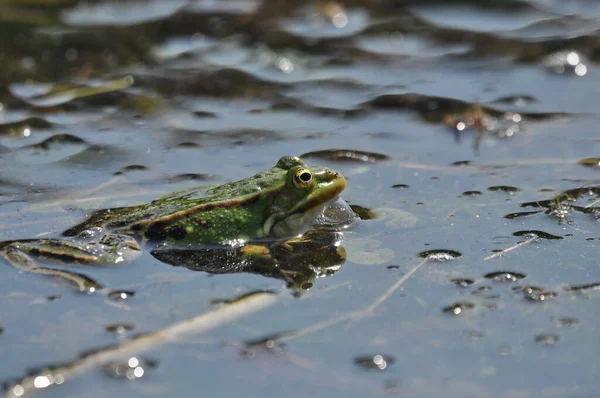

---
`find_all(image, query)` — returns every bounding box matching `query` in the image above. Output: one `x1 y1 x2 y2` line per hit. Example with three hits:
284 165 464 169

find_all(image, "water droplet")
442 302 474 315
418 249 462 261
450 278 475 287
535 333 559 345
513 230 563 240
483 271 526 283
354 354 395 370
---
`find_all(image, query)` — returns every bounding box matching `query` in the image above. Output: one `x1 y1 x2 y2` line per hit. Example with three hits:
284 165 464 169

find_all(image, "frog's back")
62 166 286 237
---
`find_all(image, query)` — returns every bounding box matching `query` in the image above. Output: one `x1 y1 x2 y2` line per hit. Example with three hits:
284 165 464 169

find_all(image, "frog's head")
263 156 346 238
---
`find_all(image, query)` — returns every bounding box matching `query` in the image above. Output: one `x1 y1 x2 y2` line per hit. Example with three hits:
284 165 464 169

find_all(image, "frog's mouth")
265 172 346 238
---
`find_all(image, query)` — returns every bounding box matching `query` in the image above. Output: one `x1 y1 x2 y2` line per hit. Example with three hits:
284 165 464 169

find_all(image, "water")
1 1 600 397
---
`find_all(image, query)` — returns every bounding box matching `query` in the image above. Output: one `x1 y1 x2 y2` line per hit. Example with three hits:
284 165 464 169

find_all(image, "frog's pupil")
299 172 312 182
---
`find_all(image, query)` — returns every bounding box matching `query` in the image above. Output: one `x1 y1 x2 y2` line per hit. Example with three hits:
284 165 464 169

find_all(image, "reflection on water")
1 0 600 397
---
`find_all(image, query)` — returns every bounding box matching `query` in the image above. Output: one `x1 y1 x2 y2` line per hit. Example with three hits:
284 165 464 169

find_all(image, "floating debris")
461 190 482 196
354 354 394 370
520 186 600 221
450 278 475 287
488 186 520 194
104 357 157 380
350 204 376 220
442 302 474 315
301 149 389 162
483 271 526 283
418 249 462 261
514 286 557 302
504 211 542 219
534 333 559 345
513 230 563 240
564 282 600 292
242 335 286 359
105 324 135 334
391 184 409 189
107 290 135 301
578 158 600 168
554 317 579 328
451 160 472 166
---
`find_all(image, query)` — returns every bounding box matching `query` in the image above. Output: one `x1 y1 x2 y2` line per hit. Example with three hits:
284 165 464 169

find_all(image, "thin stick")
4 292 278 398
365 258 428 313
484 237 537 261
279 258 430 342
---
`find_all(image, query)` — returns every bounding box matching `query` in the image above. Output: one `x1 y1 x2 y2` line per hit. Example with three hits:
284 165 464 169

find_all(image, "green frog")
0 156 346 290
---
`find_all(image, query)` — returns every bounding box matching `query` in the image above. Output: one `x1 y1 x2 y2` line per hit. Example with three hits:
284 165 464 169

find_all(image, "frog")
0 156 347 290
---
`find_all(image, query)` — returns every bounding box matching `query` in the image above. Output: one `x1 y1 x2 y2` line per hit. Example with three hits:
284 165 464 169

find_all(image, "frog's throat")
262 177 346 238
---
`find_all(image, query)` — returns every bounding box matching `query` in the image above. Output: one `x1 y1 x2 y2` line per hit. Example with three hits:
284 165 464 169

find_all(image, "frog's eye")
293 168 314 189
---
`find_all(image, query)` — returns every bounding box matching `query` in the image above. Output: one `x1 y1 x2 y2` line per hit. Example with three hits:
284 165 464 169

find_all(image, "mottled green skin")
0 156 346 267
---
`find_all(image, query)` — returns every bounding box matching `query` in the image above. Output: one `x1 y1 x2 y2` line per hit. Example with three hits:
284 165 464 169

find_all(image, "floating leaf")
373 207 418 229
346 237 394 265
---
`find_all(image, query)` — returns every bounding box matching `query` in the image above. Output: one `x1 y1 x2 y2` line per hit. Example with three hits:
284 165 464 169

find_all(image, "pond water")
1 1 599 397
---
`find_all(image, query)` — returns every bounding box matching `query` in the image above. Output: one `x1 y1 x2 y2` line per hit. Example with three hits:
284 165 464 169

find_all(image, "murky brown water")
1 1 600 397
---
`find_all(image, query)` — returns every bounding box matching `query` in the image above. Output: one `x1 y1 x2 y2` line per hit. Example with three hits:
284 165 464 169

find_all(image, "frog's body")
0 156 346 288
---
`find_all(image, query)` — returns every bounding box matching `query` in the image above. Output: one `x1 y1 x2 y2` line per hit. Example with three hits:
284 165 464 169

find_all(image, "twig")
3 291 278 398
484 237 537 261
